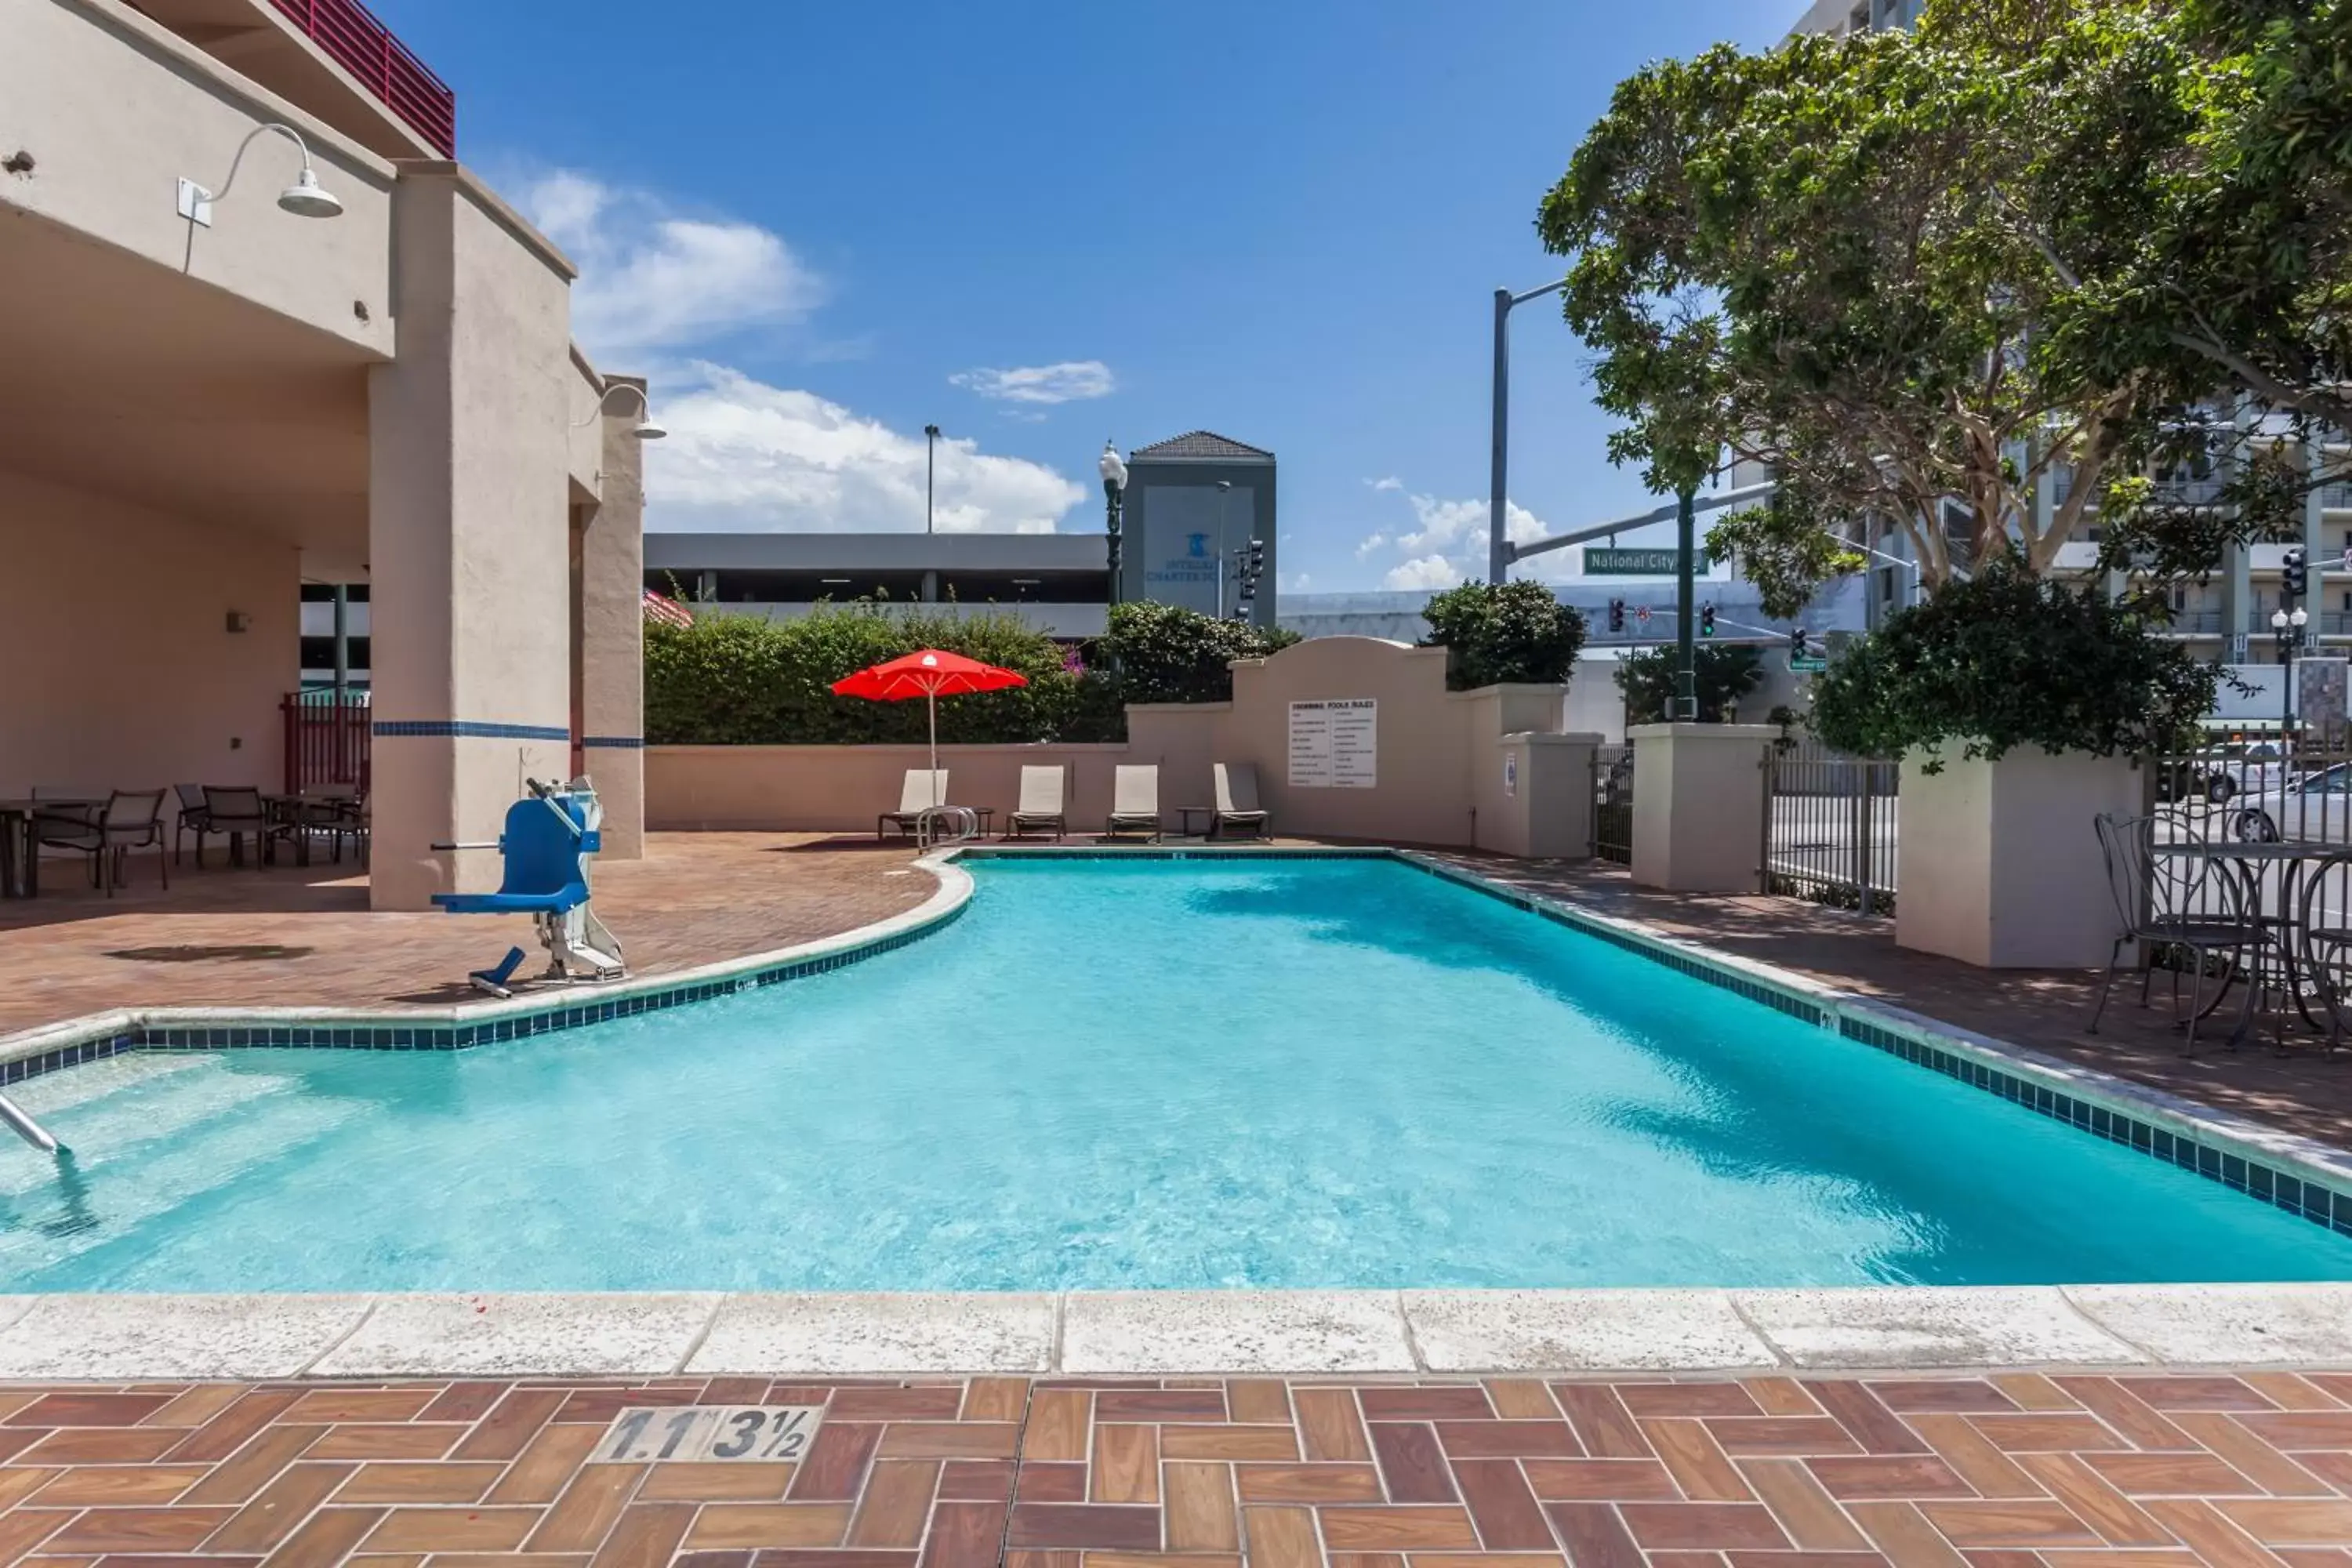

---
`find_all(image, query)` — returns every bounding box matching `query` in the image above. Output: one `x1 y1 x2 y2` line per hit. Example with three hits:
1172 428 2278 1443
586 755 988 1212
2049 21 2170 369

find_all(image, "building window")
300 637 372 670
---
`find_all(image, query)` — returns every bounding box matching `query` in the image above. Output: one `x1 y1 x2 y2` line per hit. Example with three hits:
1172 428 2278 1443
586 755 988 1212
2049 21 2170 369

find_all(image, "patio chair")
2088 811 2252 1054
877 770 950 842
38 789 169 895
1005 765 1067 840
299 782 365 865
1212 762 1271 840
2297 851 2352 1057
172 783 216 866
201 785 282 868
1106 765 1162 841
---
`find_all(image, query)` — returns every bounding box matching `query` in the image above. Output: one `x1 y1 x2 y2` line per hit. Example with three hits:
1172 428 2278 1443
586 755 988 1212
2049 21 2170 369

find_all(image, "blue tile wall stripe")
372 720 572 741
581 736 647 749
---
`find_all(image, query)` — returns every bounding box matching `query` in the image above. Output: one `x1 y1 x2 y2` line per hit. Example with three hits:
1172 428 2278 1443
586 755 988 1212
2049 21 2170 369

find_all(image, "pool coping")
0 844 2347 1380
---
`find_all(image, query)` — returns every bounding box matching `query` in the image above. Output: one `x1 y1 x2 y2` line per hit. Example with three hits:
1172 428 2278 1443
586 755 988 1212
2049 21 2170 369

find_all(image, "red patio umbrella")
830 649 1029 775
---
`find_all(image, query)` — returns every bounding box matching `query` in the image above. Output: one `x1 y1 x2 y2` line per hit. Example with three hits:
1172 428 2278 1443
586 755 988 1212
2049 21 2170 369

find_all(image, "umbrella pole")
927 687 938 780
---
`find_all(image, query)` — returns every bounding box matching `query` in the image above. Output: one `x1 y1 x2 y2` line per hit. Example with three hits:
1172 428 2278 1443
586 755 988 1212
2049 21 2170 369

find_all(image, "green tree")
1613 644 1763 724
1418 581 1587 691
1535 5 2169 616
1095 602 1299 706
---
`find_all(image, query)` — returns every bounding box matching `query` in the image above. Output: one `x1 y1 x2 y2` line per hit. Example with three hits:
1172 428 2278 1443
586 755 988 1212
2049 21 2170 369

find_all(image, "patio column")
1628 723 1778 892
579 375 646 858
366 168 577 910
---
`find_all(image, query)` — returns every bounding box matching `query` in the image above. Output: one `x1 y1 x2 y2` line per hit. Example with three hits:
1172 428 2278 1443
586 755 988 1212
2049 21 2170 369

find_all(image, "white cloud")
1366 476 1403 492
1278 571 1312 593
522 171 822 357
647 363 1086 534
1384 555 1468 591
1355 532 1389 560
949 361 1117 405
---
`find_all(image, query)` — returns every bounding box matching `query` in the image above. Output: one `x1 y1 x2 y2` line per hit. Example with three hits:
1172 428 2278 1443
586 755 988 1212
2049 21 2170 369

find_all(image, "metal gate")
280 691 371 796
1592 745 1633 865
1760 740 1898 915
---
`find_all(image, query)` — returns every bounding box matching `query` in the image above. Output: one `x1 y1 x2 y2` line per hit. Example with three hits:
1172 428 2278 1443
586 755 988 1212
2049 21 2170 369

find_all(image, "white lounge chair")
877 769 950 842
1213 762 1271 840
1107 765 1161 841
1006 765 1067 840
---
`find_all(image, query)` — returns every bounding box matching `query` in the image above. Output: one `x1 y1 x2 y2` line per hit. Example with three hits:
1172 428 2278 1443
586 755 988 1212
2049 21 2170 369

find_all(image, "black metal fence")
1592 745 1633 865
1759 740 1900 916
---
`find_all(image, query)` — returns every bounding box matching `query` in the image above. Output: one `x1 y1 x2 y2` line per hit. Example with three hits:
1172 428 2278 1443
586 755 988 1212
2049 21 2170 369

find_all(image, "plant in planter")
1419 581 1586 691
1809 565 2218 770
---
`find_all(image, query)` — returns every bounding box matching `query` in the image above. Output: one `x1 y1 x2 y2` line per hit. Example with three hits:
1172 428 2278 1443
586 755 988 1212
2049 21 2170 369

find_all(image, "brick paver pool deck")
0 1371 2347 1567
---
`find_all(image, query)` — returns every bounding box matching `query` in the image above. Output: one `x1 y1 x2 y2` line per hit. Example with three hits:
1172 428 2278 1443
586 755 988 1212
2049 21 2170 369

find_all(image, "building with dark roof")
1118 430 1279 628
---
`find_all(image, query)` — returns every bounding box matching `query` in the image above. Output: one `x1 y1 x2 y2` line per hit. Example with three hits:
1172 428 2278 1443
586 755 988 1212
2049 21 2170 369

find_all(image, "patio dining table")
0 798 102 899
2153 836 2345 1047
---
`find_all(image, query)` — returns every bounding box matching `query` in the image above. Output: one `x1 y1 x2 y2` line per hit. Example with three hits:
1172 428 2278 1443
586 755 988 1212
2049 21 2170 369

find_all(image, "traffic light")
1608 599 1626 633
2286 548 2309 598
1247 539 1265 578
1700 604 1716 639
1790 627 1811 659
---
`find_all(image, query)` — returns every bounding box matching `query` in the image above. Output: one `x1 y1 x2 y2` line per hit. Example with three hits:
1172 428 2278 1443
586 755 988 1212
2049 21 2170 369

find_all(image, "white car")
2200 741 2296 803
2229 761 2352 842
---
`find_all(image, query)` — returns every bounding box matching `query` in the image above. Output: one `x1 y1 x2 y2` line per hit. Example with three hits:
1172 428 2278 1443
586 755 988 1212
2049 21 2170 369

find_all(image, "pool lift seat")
430 778 626 999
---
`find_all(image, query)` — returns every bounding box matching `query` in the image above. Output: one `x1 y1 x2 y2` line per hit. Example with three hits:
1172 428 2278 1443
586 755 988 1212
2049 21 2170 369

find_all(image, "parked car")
2198 740 2296 803
2228 760 2352 842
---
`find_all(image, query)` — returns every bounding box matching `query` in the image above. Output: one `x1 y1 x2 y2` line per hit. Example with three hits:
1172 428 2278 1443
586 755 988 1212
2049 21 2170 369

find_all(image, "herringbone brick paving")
0 1372 2347 1566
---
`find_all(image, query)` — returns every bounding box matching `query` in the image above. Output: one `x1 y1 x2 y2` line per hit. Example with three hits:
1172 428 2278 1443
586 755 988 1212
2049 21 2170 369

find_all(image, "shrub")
644 603 1124 746
1097 601 1299 705
1613 644 1763 724
1418 581 1586 691
1809 564 2217 767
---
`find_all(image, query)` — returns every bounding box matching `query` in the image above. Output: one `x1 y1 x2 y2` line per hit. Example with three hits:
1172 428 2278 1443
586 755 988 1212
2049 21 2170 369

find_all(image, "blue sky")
382 0 1788 591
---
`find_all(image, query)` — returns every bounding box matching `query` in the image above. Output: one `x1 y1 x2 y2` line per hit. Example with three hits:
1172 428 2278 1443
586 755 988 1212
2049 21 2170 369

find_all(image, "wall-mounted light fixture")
574 383 665 441
179 122 343 227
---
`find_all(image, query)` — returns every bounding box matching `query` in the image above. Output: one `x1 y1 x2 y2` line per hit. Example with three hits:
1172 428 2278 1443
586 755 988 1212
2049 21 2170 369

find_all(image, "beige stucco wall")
367 170 577 909
579 376 646 856
1628 723 1777 891
3 0 397 355
648 640 1584 851
0 466 294 797
1896 749 2143 968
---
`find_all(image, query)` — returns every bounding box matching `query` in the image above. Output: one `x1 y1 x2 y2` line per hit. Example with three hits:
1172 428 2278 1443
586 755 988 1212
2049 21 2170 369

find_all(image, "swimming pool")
2 856 2348 1292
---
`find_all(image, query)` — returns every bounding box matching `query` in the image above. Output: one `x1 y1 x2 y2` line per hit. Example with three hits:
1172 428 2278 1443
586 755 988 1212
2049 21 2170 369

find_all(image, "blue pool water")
3 858 2350 1291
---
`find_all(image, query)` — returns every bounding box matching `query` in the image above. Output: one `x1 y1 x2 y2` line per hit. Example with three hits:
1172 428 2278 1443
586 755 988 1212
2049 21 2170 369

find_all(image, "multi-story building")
3 0 650 906
637 430 1280 640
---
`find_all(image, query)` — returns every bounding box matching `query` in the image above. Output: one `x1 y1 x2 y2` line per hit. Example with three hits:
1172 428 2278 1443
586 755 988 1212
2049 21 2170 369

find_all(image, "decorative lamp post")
1099 441 1128 606
2274 604 2310 736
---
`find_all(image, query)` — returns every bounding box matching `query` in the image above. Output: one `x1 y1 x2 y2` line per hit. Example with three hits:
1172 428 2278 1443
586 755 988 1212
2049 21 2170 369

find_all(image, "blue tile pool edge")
1393 850 2352 1245
5 842 2351 1247
0 851 978 1074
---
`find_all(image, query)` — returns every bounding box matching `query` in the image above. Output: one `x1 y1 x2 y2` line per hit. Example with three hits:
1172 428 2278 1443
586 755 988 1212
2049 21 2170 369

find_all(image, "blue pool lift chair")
430 778 626 998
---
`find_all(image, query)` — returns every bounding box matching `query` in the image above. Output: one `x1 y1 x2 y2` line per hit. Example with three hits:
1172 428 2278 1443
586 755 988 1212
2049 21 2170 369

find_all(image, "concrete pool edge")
0 1283 2347 1380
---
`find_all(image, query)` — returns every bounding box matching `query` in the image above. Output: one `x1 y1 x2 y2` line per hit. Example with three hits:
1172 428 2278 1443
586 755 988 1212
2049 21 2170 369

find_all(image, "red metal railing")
281 695 372 796
266 0 456 155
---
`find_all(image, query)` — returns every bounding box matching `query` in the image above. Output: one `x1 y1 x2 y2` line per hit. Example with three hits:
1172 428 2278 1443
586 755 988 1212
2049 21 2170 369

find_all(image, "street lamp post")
2273 605 2310 735
1489 278 1570 585
1673 484 1698 721
924 425 942 535
1098 441 1127 607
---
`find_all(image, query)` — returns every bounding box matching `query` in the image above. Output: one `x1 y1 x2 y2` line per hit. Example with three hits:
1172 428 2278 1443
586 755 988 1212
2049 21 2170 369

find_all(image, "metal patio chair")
40 789 169 895
201 785 282 869
2296 851 2352 1056
2089 811 2252 1054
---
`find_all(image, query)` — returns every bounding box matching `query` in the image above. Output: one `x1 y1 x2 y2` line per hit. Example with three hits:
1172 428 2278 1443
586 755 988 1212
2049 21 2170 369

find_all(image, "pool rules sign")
1289 699 1377 788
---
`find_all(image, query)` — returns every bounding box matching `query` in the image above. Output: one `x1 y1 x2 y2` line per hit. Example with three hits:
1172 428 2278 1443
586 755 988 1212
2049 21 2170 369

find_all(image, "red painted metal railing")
281 695 372 796
265 0 456 156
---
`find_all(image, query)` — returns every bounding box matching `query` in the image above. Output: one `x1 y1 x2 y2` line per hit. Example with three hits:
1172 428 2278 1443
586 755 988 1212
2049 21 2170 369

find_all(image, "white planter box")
1896 748 2143 969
